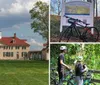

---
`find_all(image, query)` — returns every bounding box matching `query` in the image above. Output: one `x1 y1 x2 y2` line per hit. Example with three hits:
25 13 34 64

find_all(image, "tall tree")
30 1 49 40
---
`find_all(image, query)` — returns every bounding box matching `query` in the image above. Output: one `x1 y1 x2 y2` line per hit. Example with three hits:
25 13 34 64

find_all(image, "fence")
89 70 100 83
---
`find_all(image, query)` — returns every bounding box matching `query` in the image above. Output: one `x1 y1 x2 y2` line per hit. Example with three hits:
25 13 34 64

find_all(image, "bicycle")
66 70 96 85
83 70 96 85
50 68 74 85
50 67 59 85
59 15 99 42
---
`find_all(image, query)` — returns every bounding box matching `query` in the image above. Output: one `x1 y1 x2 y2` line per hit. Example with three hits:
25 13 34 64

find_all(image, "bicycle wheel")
84 27 99 42
67 78 75 85
50 76 59 85
59 27 72 42
84 82 96 85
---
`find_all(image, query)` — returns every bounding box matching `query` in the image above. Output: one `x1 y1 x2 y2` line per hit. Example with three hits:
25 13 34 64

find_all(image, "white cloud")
0 25 20 31
28 38 43 47
0 0 49 16
0 22 30 31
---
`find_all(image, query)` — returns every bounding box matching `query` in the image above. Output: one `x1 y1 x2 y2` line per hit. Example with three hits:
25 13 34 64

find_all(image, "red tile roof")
0 37 30 46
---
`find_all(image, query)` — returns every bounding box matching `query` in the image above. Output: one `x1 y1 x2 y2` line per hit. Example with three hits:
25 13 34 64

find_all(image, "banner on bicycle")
60 0 94 32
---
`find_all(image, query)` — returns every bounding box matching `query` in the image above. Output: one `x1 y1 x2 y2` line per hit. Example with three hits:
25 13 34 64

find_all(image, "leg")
58 71 63 85
75 76 83 85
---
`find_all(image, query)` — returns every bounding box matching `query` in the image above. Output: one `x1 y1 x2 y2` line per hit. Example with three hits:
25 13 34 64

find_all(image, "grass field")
0 60 48 85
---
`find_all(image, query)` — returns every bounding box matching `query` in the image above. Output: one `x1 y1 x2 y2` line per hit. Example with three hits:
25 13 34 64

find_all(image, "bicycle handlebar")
64 15 90 25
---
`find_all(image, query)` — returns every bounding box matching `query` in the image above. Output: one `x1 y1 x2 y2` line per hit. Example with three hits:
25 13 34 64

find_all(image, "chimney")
14 33 16 38
0 31 2 39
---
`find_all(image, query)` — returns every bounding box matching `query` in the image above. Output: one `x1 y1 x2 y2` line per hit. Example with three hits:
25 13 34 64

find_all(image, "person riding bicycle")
75 56 88 85
57 46 71 85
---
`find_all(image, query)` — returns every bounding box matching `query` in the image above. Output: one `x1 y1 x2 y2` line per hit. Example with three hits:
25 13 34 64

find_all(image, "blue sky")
0 0 49 50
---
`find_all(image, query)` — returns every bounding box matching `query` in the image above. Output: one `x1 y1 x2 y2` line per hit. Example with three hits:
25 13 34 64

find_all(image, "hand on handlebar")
84 65 88 72
69 69 73 73
66 66 72 72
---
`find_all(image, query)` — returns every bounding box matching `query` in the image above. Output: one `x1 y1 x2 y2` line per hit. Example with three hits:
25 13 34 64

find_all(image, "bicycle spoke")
59 27 71 42
83 27 99 42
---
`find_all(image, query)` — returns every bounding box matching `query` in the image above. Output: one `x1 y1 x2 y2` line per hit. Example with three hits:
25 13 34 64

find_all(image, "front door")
16 52 19 59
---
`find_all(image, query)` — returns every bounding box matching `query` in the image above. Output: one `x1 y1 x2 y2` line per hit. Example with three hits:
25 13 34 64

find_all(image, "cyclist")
57 46 71 85
75 56 88 85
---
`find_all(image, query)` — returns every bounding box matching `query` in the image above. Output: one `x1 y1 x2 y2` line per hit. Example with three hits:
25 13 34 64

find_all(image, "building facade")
29 51 42 60
0 33 30 60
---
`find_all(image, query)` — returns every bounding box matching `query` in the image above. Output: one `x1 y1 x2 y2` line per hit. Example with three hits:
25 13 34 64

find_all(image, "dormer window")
12 39 16 43
10 39 16 43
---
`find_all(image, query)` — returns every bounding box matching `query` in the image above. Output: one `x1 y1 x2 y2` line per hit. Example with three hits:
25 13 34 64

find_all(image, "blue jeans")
75 76 83 85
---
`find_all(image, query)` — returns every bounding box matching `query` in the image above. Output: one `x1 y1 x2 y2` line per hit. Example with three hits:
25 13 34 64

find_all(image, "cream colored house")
0 33 30 60
42 48 49 60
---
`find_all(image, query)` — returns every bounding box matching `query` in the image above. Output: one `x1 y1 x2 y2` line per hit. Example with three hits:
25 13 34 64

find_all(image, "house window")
6 46 8 49
3 46 6 50
6 52 8 56
22 52 24 57
8 52 10 57
8 46 10 49
16 46 20 49
22 52 23 57
22 46 26 50
22 52 27 57
11 47 13 50
4 52 13 57
11 52 13 57
3 52 6 57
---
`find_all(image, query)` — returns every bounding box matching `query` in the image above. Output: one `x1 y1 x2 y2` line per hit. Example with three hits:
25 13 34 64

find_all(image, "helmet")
77 56 83 61
60 46 67 50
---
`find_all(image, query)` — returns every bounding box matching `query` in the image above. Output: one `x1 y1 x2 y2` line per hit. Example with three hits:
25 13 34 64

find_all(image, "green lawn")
0 60 48 85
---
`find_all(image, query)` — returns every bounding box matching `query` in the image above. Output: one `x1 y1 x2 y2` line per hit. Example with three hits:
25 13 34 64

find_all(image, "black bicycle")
66 70 96 85
59 15 99 42
83 70 96 85
50 68 75 85
50 68 59 85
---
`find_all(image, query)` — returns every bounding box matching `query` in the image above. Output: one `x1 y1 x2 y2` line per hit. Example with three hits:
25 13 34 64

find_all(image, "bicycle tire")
59 27 72 42
67 78 75 85
50 77 58 85
50 70 59 85
84 82 96 85
83 27 99 42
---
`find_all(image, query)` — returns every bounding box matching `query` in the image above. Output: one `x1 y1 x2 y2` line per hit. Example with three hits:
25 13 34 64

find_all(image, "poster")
60 1 94 32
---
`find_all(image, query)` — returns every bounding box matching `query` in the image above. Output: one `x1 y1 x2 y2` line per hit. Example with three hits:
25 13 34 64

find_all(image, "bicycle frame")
64 70 94 85
66 22 87 39
59 15 99 42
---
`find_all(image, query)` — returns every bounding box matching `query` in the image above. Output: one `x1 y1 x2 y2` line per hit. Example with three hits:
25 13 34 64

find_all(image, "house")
42 41 49 60
29 48 49 61
0 32 30 60
29 50 42 60
41 47 49 60
28 41 49 60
